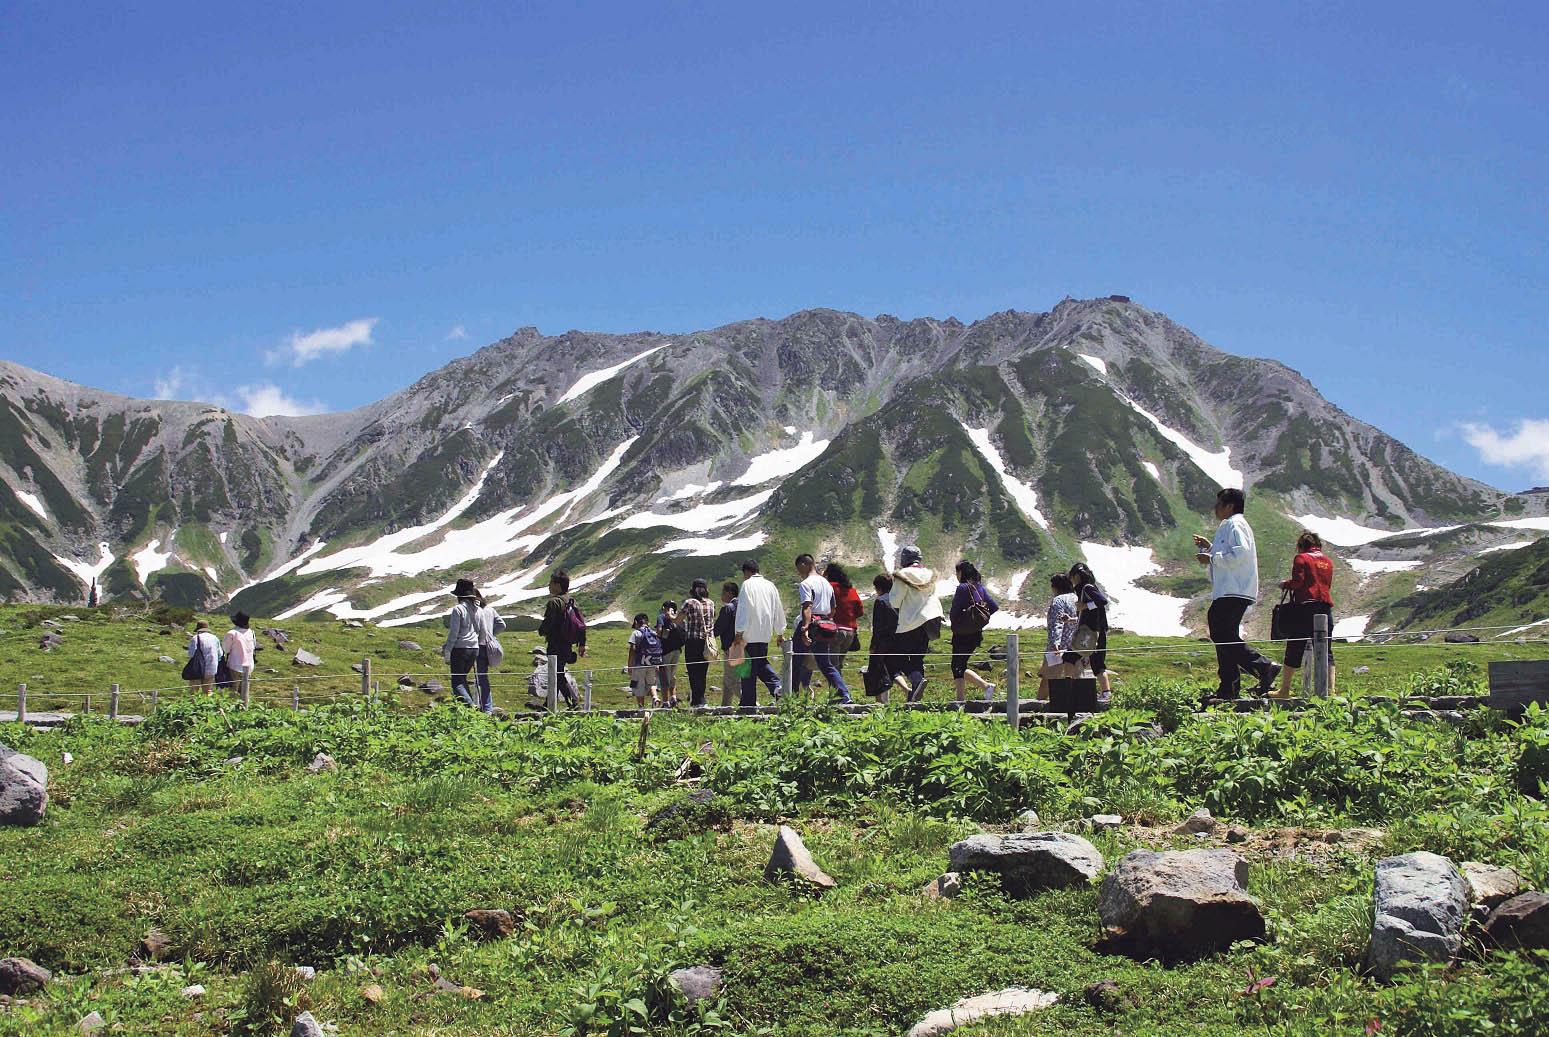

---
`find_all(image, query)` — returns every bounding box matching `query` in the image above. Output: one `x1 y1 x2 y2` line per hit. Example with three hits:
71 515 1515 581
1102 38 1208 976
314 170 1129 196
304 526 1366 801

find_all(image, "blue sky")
3 2 1545 489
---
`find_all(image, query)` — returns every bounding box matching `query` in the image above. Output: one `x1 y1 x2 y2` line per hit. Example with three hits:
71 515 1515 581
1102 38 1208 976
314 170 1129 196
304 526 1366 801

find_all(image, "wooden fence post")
546 653 560 714
1005 633 1020 730
292 684 300 710
151 687 159 711
109 683 120 719
360 657 372 697
781 643 795 705
16 684 25 725
1313 613 1330 699
584 669 593 712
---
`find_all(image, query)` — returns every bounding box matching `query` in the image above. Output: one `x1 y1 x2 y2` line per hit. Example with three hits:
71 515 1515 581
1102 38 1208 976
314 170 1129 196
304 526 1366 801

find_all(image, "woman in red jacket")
1276 530 1335 697
825 563 865 676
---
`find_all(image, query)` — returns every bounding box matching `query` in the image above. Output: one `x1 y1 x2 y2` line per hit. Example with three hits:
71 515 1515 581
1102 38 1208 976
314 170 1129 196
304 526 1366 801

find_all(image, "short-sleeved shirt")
630 627 663 665
680 597 714 640
1046 593 1078 652
798 572 836 616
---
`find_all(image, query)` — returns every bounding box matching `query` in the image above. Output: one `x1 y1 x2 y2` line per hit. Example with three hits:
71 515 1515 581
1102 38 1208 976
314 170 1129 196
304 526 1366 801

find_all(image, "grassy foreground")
3 686 1549 1035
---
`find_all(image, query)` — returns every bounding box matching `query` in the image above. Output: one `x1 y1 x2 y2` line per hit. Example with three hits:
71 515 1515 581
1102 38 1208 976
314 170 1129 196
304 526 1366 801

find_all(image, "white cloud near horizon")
445 324 469 342
153 365 187 399
1461 419 1549 480
268 317 378 367
230 383 329 418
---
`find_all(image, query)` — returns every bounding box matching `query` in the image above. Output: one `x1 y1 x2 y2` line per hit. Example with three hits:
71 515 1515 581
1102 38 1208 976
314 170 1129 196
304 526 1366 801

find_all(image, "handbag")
214 658 234 690
810 617 839 641
1270 590 1292 643
959 584 993 633
1071 625 1101 654
181 655 202 681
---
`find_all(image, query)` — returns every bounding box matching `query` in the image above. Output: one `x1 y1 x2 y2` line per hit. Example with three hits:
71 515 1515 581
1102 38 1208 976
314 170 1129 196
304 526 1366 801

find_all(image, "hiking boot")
1253 663 1282 697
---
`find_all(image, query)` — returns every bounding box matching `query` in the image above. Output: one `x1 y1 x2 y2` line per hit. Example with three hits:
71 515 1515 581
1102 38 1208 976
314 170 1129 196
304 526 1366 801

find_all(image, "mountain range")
4 296 1546 638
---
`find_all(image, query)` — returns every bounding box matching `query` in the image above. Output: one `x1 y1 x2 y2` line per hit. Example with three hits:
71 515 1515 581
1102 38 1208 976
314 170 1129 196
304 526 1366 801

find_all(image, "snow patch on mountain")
734 432 830 486
246 540 329 590
132 537 174 585
203 566 219 582
962 424 1050 530
556 344 666 405
1077 353 1108 376
14 489 48 521
1480 540 1536 554
1488 517 1549 532
877 527 899 569
659 531 768 556
1007 570 1031 601
1122 399 1242 489
276 588 347 621
52 542 114 589
1291 514 1459 547
986 610 1045 631
1079 542 1190 637
1333 615 1371 640
1141 461 1160 481
660 481 723 502
1347 558 1422 580
617 490 773 533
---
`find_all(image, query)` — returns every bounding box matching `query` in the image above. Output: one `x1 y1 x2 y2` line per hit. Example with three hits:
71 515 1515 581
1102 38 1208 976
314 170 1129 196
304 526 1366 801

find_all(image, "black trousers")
1207 596 1272 697
1282 602 1335 670
684 636 709 707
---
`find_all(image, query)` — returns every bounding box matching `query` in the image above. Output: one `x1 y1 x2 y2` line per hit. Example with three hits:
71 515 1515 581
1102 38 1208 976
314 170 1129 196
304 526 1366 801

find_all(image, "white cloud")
269 317 378 367
232 383 328 417
1461 419 1549 480
153 365 188 399
445 324 469 342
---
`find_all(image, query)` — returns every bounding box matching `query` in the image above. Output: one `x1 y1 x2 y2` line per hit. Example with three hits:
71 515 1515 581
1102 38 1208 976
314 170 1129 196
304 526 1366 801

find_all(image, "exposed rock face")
948 832 1104 897
1483 891 1549 951
765 825 836 889
906 988 1059 1037
1098 849 1264 960
1368 852 1467 981
668 965 723 1005
1461 861 1527 924
0 957 51 995
0 745 49 826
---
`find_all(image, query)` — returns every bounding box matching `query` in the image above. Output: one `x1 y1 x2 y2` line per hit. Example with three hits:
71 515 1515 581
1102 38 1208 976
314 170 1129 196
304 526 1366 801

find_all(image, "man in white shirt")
793 552 852 703
732 558 786 706
1194 488 1279 698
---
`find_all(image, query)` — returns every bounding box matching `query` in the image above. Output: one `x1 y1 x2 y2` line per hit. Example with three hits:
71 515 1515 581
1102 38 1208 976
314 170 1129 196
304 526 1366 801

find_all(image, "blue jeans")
802 641 851 701
739 641 782 706
449 647 478 707
475 646 494 714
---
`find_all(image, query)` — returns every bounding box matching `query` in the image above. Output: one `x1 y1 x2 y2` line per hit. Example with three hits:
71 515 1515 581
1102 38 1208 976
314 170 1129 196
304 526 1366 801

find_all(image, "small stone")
420 679 444 694
291 1011 325 1037
61 752 73 765
307 753 337 774
78 1011 105 1034
1015 809 1041 830
60 615 80 622
181 984 205 999
158 655 176 664
907 987 1059 1037
224 756 244 767
463 908 515 939
1461 862 1527 923
1354 666 1371 675
362 983 385 1004
351 663 365 674
397 640 422 651
1 745 50 826
293 966 316 981
0 957 51 995
668 965 723 1005
1483 891 1549 951
1174 808 1219 836
41 619 62 629
922 872 962 899
765 825 837 889
1086 813 1123 832
397 675 416 688
1226 827 1248 843
293 649 322 667
1083 979 1124 1013
135 928 173 962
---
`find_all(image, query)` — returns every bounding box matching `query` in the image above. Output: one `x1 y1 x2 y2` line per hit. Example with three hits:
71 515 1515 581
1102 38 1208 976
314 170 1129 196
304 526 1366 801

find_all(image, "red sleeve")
1286 554 1314 592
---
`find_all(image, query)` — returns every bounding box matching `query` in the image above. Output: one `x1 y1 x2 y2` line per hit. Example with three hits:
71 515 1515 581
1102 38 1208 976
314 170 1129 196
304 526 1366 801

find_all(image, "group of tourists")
181 611 256 693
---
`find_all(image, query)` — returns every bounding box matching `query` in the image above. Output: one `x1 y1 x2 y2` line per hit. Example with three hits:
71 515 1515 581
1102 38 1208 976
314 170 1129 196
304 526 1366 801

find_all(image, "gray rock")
397 640 422 651
0 956 51 995
1015 809 1041 830
906 987 1059 1037
181 983 205 998
463 908 515 939
1483 891 1549 951
0 744 49 826
1368 852 1467 981
669 964 723 1005
1444 632 1480 644
1087 813 1123 832
41 619 62 629
1174 808 1219 836
1461 862 1527 924
949 832 1104 897
420 679 444 694
1099 849 1264 960
60 615 81 622
350 663 365 674
1354 665 1371 674
922 872 962 899
291 1012 325 1037
158 655 176 664
293 649 322 667
78 1011 105 1034
293 966 317 981
307 753 337 774
397 675 416 688
765 825 836 889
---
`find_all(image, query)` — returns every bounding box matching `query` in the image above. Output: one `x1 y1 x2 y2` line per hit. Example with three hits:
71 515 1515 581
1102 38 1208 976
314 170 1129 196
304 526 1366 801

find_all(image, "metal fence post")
781 643 795 703
17 684 25 725
239 669 251 707
584 669 593 712
546 653 560 714
1006 633 1020 730
151 687 159 711
292 684 300 710
109 683 120 719
360 657 372 697
1313 613 1330 699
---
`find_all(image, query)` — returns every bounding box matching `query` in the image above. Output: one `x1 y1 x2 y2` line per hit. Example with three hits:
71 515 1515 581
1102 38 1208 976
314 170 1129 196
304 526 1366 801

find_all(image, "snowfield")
658 531 768 556
1291 514 1458 547
617 490 773 532
132 537 174 585
555 344 666 405
52 541 115 590
962 424 1051 530
1079 542 1191 637
14 489 48 522
733 432 831 486
1346 558 1422 579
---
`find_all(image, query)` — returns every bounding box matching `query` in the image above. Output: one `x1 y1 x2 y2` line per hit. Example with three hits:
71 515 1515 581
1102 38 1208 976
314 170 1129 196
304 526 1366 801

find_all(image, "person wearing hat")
441 577 482 707
221 611 257 692
184 619 222 694
889 544 944 702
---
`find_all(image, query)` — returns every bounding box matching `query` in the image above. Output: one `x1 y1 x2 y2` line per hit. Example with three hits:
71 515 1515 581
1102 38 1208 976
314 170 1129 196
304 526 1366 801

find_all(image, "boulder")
1174 808 1219 836
1225 826 1249 844
922 872 962 900
668 965 723 1005
1461 862 1527 924
39 632 63 649
135 928 173 963
1014 809 1041 830
293 649 322 667
1483 891 1549 951
397 640 422 651
78 1011 105 1034
463 908 516 939
293 966 317 982
1098 849 1264 960
1368 852 1467 981
181 984 205 999
307 753 337 774
0 744 49 826
291 1012 325 1037
41 619 62 629
1443 632 1480 644
1083 980 1123 1013
1085 813 1123 832
765 825 836 889
906 987 1059 1037
0 957 51 995
262 628 289 644
948 832 1104 897
351 663 365 674
397 675 416 689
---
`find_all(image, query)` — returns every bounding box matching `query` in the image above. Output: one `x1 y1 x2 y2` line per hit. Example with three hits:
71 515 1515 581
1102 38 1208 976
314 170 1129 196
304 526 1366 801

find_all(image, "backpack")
637 627 664 662
958 583 993 634
561 598 587 645
660 621 688 655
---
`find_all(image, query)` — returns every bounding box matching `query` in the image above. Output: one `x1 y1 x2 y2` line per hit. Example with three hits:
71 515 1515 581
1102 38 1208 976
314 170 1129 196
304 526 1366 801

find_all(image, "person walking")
184 620 221 694
655 600 685 707
1276 530 1336 697
1193 488 1280 699
1068 562 1113 696
627 613 664 708
442 578 482 707
680 579 716 707
825 563 865 670
714 580 739 706
473 596 508 714
1041 572 1078 699
221 611 257 694
537 568 588 692
732 559 785 706
795 553 852 703
891 545 944 702
948 560 999 703
864 573 908 702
